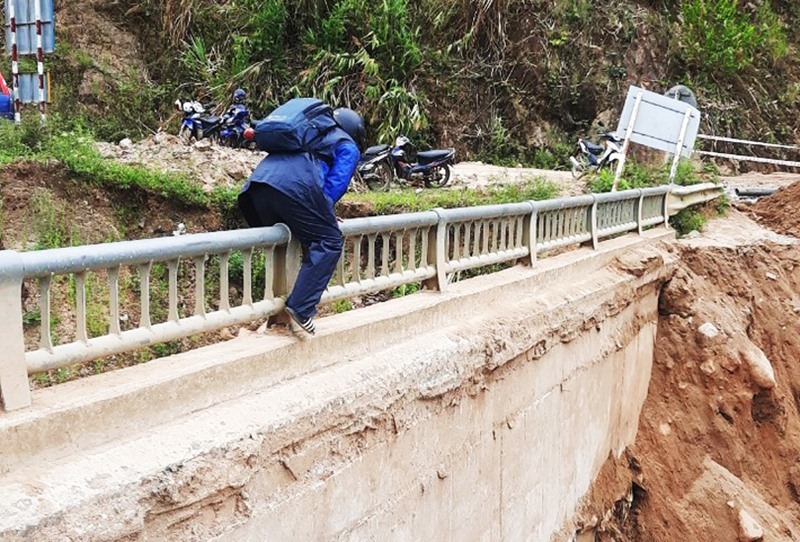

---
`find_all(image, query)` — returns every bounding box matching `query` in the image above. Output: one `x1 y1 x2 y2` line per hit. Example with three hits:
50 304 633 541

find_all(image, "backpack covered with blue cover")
254 98 339 154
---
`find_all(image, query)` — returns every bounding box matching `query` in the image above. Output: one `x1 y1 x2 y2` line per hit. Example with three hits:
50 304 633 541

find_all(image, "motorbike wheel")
570 155 591 180
424 164 451 188
365 161 393 192
178 125 193 145
350 171 368 194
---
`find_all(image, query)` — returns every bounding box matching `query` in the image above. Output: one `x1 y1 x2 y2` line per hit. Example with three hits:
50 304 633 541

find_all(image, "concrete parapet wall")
0 230 674 542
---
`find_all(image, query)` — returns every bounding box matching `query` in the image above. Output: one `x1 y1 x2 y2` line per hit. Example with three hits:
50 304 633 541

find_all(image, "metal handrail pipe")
26 299 284 373
339 212 439 236
322 267 436 302
438 202 534 223
640 186 671 197
532 195 595 213
669 182 722 196
18 226 291 278
593 188 647 204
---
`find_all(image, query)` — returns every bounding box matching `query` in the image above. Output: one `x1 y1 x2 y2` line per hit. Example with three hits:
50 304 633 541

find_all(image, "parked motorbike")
174 98 223 143
217 102 255 149
391 136 455 188
569 132 623 179
355 143 394 191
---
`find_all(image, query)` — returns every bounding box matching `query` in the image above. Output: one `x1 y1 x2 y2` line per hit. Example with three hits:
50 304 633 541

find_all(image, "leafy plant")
348 178 559 214
677 0 787 77
670 207 707 236
30 188 70 249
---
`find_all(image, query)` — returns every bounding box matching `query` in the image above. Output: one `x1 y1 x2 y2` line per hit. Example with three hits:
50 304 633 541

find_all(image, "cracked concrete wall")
210 258 665 541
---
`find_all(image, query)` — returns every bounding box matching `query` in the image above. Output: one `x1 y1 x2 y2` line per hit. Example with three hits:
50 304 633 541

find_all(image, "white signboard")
615 85 700 158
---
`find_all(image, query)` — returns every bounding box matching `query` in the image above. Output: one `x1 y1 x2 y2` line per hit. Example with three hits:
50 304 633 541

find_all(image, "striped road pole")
35 0 46 123
9 0 21 124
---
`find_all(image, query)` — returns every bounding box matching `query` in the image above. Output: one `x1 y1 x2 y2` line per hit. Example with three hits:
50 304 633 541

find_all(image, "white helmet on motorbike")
395 135 410 148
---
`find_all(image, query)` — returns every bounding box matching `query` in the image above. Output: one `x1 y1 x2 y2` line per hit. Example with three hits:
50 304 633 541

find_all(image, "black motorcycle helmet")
233 88 246 104
333 107 366 152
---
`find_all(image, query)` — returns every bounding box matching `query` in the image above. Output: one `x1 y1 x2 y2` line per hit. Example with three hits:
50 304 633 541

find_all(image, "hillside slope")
41 0 800 163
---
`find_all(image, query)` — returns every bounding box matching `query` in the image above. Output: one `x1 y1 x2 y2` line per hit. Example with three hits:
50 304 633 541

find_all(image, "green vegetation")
332 298 354 313
677 0 788 78
391 282 420 298
30 188 73 249
9 0 792 170
347 178 560 214
588 159 707 193
0 118 240 217
670 207 707 236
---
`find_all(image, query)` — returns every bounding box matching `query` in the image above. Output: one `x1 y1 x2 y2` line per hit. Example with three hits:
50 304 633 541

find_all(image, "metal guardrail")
667 183 725 214
0 187 671 412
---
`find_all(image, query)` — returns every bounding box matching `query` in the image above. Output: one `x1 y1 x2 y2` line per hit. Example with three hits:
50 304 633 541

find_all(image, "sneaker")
285 306 316 335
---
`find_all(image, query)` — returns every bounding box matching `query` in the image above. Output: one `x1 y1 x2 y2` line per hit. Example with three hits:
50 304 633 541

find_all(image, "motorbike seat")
417 148 455 165
581 139 604 155
364 144 389 157
202 116 221 126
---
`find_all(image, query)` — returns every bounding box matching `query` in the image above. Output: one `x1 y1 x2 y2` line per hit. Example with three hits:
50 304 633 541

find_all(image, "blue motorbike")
174 98 223 143
391 135 455 188
217 103 255 149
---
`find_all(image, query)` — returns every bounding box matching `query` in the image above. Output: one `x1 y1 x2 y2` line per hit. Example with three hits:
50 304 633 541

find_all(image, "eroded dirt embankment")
572 209 800 541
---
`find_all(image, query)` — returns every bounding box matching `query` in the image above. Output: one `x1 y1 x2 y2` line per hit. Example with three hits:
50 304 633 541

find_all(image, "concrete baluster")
272 224 299 299
636 189 644 235
590 195 599 250
219 252 231 308
0 250 32 411
524 203 538 265
424 208 447 292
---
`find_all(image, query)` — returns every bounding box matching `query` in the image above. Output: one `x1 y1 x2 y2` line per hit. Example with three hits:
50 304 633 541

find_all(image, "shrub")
677 0 787 77
670 207 707 236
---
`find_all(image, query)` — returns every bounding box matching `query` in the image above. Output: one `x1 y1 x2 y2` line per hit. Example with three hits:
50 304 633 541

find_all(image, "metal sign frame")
613 85 701 189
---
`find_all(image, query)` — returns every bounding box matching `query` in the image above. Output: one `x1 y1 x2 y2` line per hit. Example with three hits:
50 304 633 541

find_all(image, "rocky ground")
95 135 583 195
95 134 800 201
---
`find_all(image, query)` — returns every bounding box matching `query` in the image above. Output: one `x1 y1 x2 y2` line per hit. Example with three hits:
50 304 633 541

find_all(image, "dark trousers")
238 182 343 320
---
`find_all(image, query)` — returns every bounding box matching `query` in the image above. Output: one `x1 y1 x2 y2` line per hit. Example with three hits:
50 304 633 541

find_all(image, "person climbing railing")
0 187 671 412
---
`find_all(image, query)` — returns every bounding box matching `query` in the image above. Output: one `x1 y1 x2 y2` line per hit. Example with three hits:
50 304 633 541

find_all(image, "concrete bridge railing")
0 186 676 412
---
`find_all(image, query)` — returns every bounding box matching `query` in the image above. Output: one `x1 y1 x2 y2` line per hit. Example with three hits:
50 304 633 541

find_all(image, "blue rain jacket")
242 127 359 208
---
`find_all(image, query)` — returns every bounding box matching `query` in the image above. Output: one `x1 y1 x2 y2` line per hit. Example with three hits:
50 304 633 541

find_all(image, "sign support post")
668 108 692 184
612 91 642 192
9 0 21 124
34 0 45 124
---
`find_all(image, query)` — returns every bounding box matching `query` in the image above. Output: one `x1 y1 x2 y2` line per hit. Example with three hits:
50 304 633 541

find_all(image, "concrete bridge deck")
0 229 674 541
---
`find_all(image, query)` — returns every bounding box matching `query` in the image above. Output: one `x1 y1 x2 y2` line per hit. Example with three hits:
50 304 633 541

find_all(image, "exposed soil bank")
751 180 800 238
572 211 800 541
